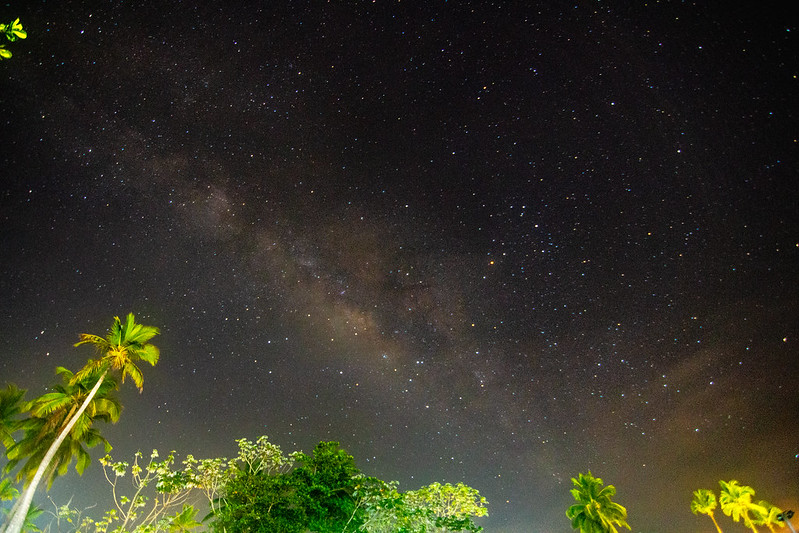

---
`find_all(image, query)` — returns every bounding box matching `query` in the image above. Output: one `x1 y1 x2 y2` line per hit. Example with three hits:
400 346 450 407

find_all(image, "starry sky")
1 1 797 531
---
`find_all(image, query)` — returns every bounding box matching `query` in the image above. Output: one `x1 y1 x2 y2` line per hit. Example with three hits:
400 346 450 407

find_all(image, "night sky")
1 2 797 531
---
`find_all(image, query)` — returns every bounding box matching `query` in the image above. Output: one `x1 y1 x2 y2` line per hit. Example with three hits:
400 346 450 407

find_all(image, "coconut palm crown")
566 471 631 533
718 480 768 533
72 313 160 391
752 500 786 533
691 488 724 533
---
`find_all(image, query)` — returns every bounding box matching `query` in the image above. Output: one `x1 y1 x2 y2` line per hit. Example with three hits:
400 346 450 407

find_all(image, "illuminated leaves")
0 18 26 59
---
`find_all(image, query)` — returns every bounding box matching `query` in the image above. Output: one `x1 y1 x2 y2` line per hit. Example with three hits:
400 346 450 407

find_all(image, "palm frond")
137 344 160 366
74 445 91 476
71 359 109 385
53 367 75 380
73 334 109 351
91 398 122 423
29 393 74 417
123 362 145 391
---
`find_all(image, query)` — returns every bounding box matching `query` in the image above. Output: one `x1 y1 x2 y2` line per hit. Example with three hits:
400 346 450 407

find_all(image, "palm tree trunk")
709 514 724 533
1 371 107 533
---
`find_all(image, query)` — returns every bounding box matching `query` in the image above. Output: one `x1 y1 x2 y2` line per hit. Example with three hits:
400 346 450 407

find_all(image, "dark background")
1 1 796 531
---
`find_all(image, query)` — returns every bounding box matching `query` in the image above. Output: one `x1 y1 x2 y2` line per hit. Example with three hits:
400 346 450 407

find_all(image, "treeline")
565 471 791 532
0 314 487 533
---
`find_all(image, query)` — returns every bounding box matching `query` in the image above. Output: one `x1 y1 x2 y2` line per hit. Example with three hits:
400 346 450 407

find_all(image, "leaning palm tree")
2 371 116 531
691 489 724 533
566 471 631 533
4 367 120 488
2 368 120 533
718 480 768 533
2 314 159 533
752 500 786 533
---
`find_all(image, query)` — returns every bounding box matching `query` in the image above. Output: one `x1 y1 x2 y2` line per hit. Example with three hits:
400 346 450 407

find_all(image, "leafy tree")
356 478 411 533
230 435 294 476
404 482 488 532
3 314 159 533
95 449 197 533
209 435 306 533
566 471 631 533
4 367 120 489
752 500 786 533
45 449 217 533
288 441 362 532
0 19 26 59
718 480 767 533
213 439 368 533
691 488 724 533
181 455 232 517
214 468 307 533
355 478 487 533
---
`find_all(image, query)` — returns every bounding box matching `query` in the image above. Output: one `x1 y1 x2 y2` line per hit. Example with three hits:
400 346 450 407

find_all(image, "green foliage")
356 478 412 533
166 505 202 533
181 455 232 516
230 436 294 476
0 477 18 501
0 18 26 59
0 385 27 450
211 437 488 533
404 481 488 531
566 472 630 533
214 440 361 533
20 506 42 533
46 448 209 533
357 478 488 533
89 449 198 533
289 441 362 532
214 469 307 533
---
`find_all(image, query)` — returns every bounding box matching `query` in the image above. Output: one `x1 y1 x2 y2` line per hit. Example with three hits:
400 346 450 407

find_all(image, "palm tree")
2 314 159 533
691 489 724 533
4 367 120 488
718 480 767 533
566 471 631 533
753 500 785 533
